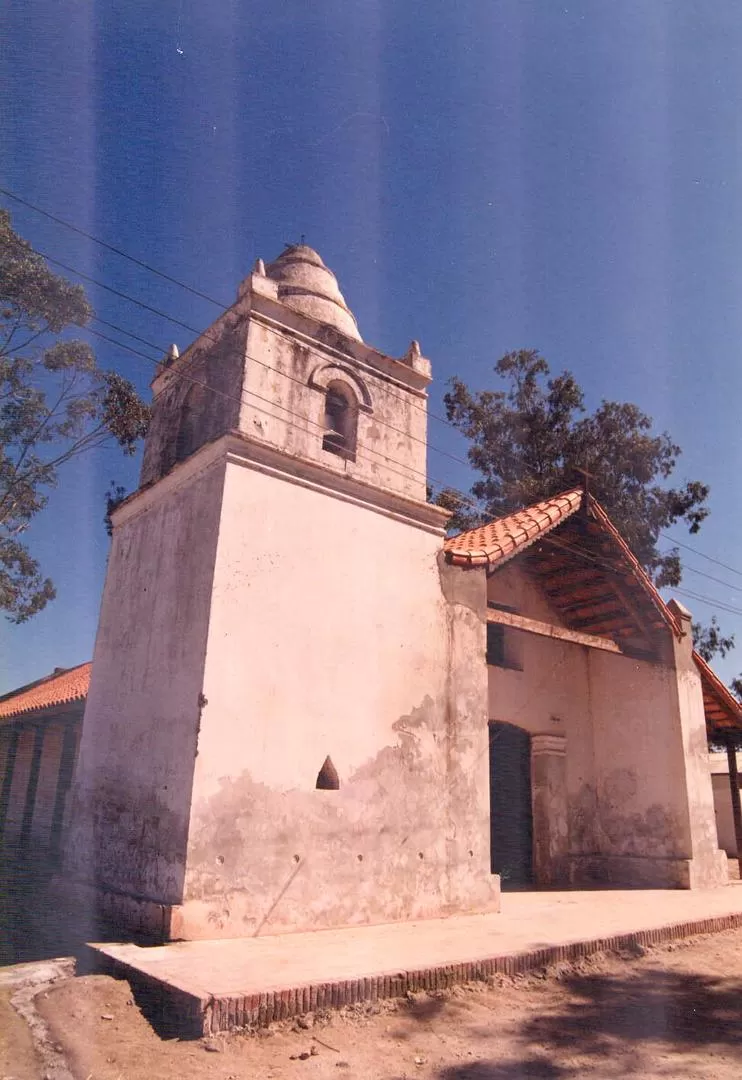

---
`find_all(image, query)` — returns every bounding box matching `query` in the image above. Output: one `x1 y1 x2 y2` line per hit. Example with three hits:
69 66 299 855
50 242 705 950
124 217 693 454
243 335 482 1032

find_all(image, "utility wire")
89 314 475 473
666 561 742 597
660 533 742 581
10 190 742 595
0 186 227 308
2 189 468 436
540 531 742 624
32 244 479 481
82 324 478 500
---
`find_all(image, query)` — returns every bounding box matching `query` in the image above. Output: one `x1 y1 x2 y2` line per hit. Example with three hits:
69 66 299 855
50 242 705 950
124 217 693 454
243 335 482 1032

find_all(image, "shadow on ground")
0 848 123 967
434 959 742 1079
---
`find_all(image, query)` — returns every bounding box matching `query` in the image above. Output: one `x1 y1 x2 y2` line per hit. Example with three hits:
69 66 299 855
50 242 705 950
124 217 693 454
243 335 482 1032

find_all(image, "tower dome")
265 244 361 341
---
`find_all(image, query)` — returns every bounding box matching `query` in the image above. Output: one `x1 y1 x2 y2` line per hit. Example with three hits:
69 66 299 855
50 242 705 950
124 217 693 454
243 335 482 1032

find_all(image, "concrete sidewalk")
92 885 742 1038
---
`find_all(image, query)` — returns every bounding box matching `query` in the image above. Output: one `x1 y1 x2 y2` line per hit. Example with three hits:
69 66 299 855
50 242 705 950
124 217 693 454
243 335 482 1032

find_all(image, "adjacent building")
0 664 88 860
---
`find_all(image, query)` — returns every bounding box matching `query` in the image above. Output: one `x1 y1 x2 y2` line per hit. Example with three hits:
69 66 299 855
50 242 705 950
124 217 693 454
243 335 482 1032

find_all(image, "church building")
59 245 740 941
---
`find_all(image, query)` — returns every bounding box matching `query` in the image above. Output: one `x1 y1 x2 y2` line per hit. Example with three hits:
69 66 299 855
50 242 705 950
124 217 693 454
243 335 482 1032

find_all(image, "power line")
30 248 447 484
673 587 742 620
539 531 742 624
14 235 485 501
81 323 479 502
89 312 475 474
32 245 477 473
91 316 161 359
670 561 742 597
660 533 742 581
2 189 471 437
13 193 742 581
0 186 227 308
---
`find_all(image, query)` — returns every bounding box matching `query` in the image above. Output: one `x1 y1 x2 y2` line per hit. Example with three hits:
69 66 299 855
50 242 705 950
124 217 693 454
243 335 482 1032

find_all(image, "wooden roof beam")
486 608 623 654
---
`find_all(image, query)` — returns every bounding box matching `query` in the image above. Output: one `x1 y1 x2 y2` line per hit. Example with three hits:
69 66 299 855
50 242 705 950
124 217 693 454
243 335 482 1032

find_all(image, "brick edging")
98 911 742 1037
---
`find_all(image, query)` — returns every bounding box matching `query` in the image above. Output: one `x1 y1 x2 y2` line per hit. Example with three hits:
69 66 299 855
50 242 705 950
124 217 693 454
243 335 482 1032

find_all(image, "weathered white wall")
141 309 247 487
178 457 496 937
485 563 726 888
241 319 428 502
64 453 226 905
585 650 692 862
710 752 741 857
668 629 729 887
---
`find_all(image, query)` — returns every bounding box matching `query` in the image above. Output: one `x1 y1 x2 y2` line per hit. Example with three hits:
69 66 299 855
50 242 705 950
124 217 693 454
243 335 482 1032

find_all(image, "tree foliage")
0 209 149 621
692 617 735 664
442 350 709 589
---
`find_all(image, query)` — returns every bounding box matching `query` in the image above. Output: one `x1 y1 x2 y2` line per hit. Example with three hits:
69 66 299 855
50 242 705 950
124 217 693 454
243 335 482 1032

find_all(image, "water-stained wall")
240 317 429 503
175 457 496 938
64 452 226 906
486 563 726 888
140 312 247 487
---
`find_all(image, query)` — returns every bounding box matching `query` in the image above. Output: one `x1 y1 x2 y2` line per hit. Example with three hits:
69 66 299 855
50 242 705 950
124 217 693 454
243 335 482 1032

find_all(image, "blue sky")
3 0 742 693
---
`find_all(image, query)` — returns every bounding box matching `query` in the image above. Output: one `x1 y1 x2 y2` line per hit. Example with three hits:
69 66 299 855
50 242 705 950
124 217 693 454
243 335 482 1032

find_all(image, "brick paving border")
94 910 742 1037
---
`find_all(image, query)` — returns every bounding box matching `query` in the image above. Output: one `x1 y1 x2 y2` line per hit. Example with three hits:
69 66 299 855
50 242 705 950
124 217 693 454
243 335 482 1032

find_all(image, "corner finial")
165 344 179 366
405 340 421 363
253 258 266 276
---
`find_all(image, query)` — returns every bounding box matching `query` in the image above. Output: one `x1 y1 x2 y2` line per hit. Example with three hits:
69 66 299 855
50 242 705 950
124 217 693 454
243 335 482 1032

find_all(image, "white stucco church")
41 243 742 940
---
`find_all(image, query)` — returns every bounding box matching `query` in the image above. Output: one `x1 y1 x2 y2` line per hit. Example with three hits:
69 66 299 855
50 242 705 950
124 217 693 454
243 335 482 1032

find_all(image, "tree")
0 209 149 622
442 349 709 589
692 617 735 664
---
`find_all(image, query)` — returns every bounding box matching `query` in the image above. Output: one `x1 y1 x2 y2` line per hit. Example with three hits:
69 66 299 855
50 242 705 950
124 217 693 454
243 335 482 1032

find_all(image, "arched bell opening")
322 381 358 461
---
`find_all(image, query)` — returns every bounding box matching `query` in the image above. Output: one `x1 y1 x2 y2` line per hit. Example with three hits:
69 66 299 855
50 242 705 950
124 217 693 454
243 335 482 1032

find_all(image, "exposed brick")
98 911 742 1035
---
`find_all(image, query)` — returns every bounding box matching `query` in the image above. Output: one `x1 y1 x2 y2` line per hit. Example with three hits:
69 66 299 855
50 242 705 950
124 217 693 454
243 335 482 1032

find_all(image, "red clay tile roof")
585 497 681 638
0 662 91 721
445 487 741 734
693 650 742 736
443 488 584 567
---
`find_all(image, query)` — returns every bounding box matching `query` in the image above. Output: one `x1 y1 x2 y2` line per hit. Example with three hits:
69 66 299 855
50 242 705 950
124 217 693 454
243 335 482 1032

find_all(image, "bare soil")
15 927 740 1080
0 988 40 1080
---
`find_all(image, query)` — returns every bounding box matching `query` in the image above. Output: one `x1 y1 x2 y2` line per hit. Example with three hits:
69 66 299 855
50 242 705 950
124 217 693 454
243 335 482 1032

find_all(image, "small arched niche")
175 382 207 464
322 381 358 461
316 755 340 790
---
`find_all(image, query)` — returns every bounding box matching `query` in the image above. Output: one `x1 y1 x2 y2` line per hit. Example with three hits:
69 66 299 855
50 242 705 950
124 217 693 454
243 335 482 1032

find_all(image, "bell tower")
64 244 496 940
139 243 435 515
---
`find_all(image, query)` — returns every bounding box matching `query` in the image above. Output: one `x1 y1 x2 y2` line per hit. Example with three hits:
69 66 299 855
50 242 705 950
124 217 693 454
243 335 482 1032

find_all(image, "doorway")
488 720 533 890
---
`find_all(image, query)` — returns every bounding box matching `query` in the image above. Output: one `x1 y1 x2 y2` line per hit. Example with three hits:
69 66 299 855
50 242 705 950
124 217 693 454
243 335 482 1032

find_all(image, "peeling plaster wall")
178 461 496 938
140 313 247 487
63 458 226 904
240 320 428 503
485 564 725 888
669 636 729 887
711 753 741 856
584 651 691 860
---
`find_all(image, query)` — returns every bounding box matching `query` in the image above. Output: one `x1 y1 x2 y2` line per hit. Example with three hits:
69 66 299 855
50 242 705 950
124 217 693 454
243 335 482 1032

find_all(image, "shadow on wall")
0 851 123 967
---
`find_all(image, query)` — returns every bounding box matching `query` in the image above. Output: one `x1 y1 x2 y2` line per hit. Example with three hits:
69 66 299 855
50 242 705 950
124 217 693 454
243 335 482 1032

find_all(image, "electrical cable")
8 189 742 602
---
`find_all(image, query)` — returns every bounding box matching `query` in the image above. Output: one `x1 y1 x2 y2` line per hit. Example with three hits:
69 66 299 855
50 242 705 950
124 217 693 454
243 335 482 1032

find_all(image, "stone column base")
687 848 731 889
565 855 693 889
51 876 178 942
566 850 732 890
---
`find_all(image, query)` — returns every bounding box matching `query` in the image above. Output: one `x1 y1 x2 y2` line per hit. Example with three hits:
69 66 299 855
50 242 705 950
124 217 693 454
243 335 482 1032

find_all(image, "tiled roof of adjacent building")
444 486 742 735
0 662 91 720
443 489 584 567
693 650 742 736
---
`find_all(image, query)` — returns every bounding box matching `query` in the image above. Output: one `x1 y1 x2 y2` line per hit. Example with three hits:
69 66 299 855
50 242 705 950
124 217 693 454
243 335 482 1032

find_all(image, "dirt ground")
0 988 40 1080
0 927 736 1080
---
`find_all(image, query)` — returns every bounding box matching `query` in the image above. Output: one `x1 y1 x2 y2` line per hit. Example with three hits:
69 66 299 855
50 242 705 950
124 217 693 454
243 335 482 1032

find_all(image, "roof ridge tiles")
0 661 92 721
